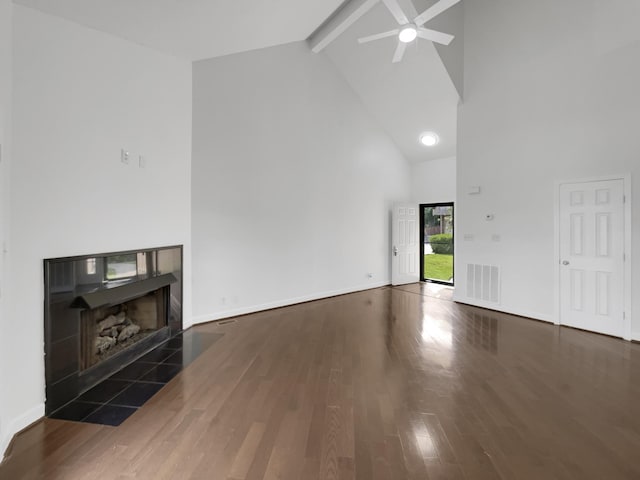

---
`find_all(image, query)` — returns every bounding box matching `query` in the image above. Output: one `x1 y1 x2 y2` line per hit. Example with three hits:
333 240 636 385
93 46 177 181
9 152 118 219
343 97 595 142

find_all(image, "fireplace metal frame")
43 245 183 415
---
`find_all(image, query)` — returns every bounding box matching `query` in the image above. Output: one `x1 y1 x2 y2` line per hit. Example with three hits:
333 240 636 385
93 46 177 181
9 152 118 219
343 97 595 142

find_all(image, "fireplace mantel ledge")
70 273 177 310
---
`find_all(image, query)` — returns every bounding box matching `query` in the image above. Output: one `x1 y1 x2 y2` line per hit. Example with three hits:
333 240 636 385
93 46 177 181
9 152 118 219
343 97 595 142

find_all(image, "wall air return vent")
466 264 500 304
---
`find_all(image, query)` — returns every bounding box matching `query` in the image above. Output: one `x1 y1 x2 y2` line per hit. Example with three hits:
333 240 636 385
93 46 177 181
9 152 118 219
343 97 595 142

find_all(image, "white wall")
191 41 410 322
456 0 640 336
3 5 192 457
0 0 13 459
411 157 456 204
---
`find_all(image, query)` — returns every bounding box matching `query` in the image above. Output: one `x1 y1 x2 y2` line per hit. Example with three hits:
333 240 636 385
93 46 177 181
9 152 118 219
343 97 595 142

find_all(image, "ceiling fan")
358 0 461 63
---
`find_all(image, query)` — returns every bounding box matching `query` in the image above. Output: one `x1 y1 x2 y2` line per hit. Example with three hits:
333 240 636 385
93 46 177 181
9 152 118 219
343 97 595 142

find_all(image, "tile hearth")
49 330 223 426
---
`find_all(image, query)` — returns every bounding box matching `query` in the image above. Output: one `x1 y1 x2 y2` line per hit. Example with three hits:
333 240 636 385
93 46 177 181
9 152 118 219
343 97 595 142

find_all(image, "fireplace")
80 288 168 371
44 246 183 415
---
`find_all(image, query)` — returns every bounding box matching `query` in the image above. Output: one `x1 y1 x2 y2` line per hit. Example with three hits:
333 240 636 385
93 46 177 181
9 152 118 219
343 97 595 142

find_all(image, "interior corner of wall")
451 290 463 303
0 403 44 461
182 315 195 330
0 435 8 463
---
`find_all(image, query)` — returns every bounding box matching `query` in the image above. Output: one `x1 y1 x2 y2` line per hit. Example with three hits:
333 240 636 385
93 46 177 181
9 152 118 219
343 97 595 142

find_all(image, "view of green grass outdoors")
423 205 453 283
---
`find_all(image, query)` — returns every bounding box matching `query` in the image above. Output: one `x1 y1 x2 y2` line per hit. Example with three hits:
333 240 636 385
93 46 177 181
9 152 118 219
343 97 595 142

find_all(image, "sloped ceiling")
414 0 464 98
322 0 459 163
12 0 346 61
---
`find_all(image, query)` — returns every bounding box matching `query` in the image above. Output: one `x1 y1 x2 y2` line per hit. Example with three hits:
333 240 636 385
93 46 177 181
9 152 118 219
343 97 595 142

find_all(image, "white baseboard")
452 294 555 324
453 296 640 342
192 281 389 324
1 403 44 461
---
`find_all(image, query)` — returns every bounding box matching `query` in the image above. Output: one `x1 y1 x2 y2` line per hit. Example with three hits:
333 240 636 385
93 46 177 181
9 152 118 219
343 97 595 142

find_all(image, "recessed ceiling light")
419 132 440 147
398 25 418 43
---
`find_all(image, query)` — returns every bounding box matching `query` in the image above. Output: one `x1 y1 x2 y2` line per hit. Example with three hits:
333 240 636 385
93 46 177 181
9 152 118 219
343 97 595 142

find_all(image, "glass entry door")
420 203 454 285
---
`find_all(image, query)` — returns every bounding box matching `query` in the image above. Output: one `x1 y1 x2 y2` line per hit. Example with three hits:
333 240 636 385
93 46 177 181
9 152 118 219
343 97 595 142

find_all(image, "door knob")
562 260 570 265
393 246 398 256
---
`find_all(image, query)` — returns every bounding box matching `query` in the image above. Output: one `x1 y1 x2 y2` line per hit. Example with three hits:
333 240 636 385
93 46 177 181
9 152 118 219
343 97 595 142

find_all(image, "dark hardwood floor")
2 285 640 479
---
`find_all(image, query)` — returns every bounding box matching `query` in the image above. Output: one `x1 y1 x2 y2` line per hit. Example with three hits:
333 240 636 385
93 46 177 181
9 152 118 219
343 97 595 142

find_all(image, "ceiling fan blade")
358 29 400 44
414 0 461 27
417 28 455 45
392 41 407 63
382 0 409 25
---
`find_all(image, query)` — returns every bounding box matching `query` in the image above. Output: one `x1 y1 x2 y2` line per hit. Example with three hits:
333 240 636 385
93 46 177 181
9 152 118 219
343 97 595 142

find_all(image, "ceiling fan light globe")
399 25 418 43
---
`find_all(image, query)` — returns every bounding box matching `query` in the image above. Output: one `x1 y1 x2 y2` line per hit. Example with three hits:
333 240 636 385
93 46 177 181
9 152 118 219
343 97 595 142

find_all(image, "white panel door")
392 203 419 286
559 180 625 337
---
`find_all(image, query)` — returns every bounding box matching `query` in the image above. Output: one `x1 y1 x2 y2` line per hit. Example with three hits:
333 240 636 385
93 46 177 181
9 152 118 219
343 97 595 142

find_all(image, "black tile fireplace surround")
44 245 184 415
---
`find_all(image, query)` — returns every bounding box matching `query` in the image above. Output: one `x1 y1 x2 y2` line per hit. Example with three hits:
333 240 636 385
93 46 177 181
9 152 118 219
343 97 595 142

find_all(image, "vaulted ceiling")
13 0 461 164
13 0 346 60
322 0 459 162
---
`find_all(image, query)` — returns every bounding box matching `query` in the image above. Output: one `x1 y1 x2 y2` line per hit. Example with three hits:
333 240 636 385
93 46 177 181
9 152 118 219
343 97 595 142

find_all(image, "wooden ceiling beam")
308 0 380 53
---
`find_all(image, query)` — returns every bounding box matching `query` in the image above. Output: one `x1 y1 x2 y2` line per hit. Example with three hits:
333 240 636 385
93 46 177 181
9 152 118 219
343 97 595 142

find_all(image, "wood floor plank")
230 423 268 479
319 406 341 480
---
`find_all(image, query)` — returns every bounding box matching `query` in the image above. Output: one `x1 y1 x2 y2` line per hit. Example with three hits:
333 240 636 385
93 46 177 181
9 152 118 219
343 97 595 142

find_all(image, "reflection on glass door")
420 203 454 285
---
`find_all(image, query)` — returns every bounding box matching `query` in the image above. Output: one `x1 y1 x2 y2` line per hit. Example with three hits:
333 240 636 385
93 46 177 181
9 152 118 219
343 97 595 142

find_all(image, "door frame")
420 202 455 286
553 174 632 340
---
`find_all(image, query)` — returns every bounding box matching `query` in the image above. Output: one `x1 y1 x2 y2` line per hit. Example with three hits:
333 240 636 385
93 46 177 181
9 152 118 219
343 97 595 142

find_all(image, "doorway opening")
420 203 454 285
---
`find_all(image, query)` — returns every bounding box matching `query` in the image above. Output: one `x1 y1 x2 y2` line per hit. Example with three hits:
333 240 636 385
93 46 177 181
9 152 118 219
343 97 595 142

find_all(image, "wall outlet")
120 149 130 164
